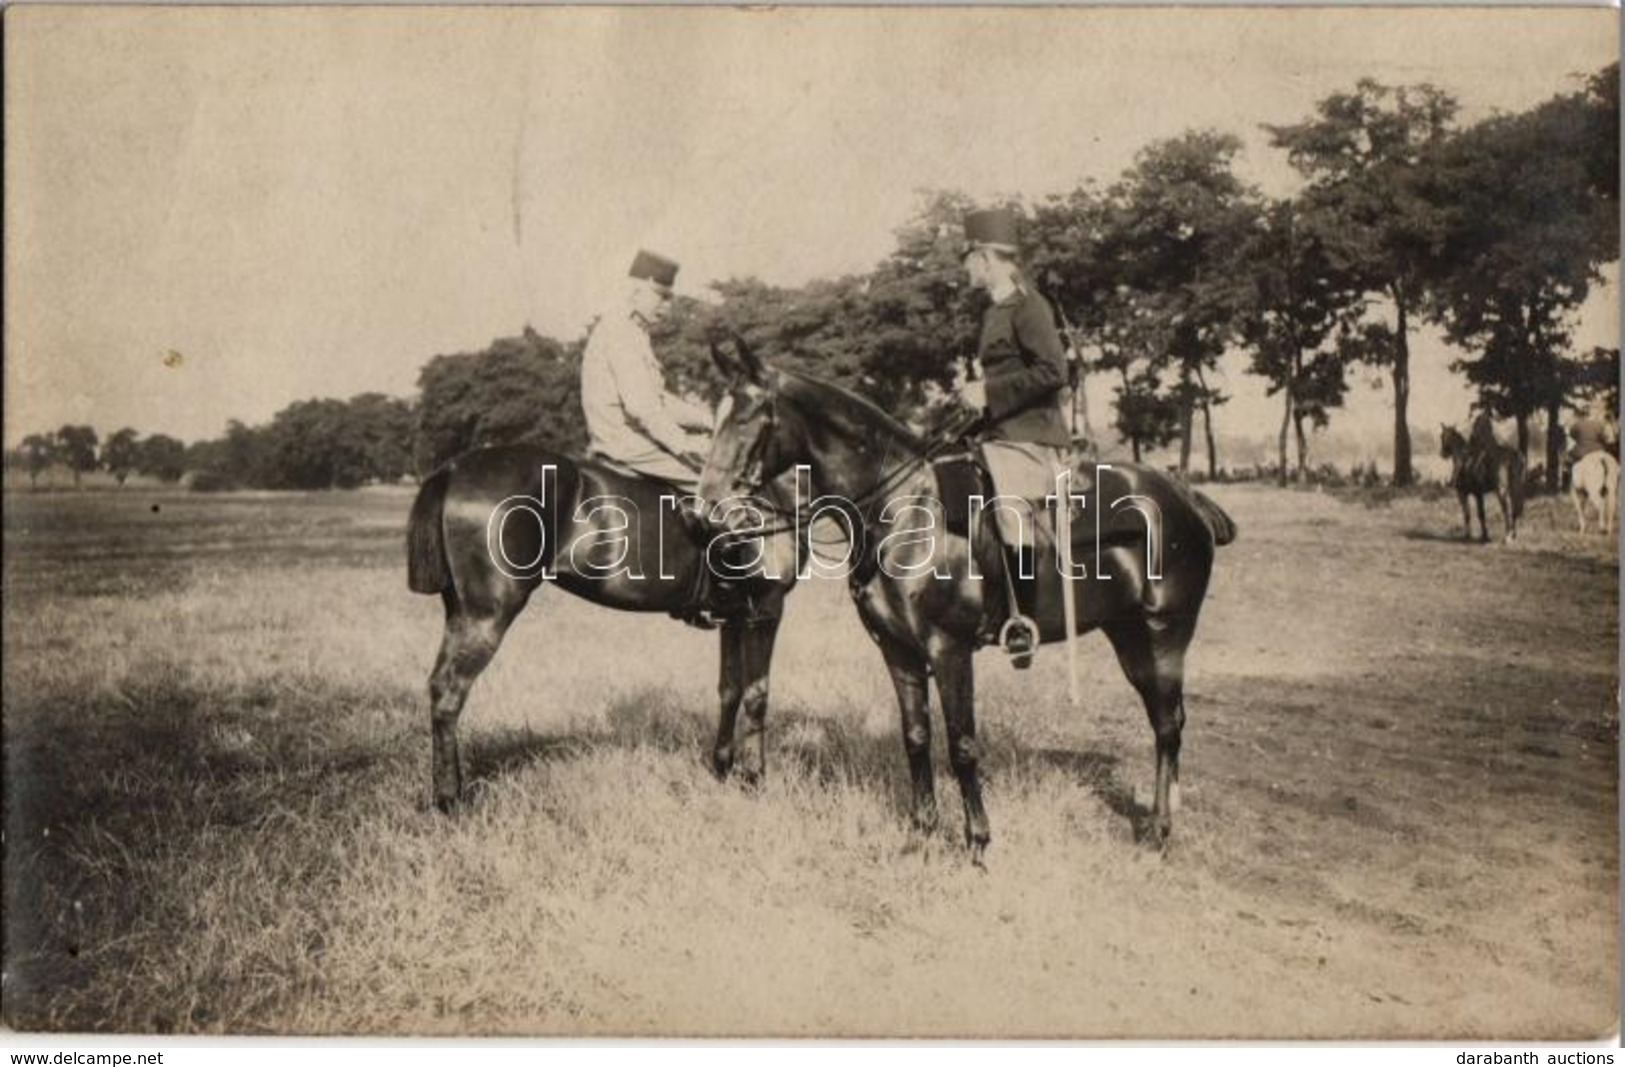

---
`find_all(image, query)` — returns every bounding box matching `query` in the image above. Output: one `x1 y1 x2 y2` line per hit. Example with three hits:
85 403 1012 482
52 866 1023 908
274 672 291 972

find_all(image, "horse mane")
777 369 925 452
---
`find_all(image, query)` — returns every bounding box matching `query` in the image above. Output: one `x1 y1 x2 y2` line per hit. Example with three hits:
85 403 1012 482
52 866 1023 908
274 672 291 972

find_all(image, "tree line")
9 68 1616 492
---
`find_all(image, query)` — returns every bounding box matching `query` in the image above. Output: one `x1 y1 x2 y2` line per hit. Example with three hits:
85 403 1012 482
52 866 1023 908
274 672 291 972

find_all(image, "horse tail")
407 466 454 595
1190 489 1238 547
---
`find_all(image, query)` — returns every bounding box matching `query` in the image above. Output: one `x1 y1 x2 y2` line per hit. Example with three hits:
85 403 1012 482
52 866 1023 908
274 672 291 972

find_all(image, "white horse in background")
1571 450 1619 535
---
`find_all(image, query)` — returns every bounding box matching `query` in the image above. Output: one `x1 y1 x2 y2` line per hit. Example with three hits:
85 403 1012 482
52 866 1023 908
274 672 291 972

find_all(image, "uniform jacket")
977 284 1070 449
580 310 711 466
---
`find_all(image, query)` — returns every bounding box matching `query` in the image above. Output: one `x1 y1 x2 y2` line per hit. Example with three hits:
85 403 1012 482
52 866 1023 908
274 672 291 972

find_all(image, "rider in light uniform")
580 250 714 491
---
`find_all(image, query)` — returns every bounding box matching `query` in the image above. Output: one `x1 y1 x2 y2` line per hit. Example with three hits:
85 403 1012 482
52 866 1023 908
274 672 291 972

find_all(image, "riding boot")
673 532 754 629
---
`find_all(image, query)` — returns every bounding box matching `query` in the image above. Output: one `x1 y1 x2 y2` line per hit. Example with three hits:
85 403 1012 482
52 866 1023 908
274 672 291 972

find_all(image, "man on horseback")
580 250 755 627
1568 397 1618 466
958 207 1073 669
580 250 716 491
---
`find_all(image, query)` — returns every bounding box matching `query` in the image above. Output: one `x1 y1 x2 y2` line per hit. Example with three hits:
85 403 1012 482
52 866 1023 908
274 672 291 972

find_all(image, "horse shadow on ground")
458 686 1150 837
1028 748 1137 822
1400 527 1483 544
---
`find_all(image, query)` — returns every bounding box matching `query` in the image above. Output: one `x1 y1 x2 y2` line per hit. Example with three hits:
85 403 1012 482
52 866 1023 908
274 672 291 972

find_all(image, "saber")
1055 465 1081 708
1057 306 1098 460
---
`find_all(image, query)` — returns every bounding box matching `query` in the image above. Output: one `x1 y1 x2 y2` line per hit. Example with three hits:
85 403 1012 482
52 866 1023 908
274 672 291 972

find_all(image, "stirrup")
998 614 1037 670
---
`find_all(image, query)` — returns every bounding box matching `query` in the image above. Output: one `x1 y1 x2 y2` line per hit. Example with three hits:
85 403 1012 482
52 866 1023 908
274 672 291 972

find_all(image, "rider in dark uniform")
960 206 1071 669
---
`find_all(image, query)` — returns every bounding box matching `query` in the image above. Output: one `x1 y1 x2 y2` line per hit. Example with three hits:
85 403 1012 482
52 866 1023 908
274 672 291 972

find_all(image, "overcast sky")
5 6 1617 450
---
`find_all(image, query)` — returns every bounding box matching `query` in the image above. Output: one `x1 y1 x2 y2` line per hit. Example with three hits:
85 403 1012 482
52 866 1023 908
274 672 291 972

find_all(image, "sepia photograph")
3 4 1619 1041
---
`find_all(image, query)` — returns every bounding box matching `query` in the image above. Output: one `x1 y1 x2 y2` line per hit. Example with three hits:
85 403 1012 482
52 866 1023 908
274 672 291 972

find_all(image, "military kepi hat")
629 250 679 292
962 208 1020 255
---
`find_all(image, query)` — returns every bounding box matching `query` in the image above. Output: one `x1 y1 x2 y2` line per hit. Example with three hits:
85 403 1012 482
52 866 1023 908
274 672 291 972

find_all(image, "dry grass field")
2 481 1617 1038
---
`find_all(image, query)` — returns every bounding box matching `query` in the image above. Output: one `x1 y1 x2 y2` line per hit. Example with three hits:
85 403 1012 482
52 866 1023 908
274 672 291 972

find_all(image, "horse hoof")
969 842 989 870
709 752 733 781
434 793 460 815
1135 822 1171 851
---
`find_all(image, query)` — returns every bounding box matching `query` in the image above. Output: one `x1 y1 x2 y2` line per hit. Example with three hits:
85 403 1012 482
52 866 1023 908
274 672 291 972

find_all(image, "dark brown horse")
1439 423 1523 543
406 445 798 810
698 344 1236 857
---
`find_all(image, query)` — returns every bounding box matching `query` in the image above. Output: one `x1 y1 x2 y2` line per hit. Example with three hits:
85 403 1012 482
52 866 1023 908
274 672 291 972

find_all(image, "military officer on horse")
957 207 1075 669
579 249 766 625
580 250 716 491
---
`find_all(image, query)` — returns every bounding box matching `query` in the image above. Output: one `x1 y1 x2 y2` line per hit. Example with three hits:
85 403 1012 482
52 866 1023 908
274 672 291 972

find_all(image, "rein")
716 402 982 543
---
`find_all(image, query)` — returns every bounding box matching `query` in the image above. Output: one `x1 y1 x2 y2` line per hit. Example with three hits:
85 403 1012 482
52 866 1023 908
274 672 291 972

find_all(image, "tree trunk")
1277 390 1292 488
1294 411 1310 479
1177 368 1194 474
1391 292 1414 487
1195 365 1218 479
1177 406 1193 473
1545 395 1564 493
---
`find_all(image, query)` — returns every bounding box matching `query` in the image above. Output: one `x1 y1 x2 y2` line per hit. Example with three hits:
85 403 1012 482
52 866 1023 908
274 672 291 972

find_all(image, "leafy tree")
664 190 981 431
1570 346 1620 416
54 425 99 489
1027 184 1114 446
860 189 985 422
262 399 373 489
1237 199 1360 483
1424 66 1619 488
136 434 188 483
1098 130 1262 474
1110 363 1184 463
344 392 417 483
19 433 57 489
1091 290 1183 461
102 427 142 486
187 420 275 491
1268 80 1459 486
416 326 585 469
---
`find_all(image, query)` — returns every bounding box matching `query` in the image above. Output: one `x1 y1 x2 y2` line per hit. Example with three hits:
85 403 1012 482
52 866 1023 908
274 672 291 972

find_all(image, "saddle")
586 451 696 495
585 452 760 630
931 454 1154 644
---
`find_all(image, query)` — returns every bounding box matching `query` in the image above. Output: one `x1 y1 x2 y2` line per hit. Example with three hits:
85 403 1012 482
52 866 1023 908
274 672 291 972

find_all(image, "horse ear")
709 339 740 378
731 332 768 385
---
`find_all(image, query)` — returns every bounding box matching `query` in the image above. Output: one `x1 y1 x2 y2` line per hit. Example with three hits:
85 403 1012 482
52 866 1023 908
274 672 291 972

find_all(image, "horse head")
1439 424 1465 460
701 335 796 509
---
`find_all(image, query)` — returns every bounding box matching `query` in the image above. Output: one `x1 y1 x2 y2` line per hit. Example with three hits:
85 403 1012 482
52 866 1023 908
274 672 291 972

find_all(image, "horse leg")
712 620 746 779
1104 616 1191 848
734 615 784 786
428 588 525 812
879 637 937 834
929 642 990 863
1496 486 1514 543
1458 493 1472 540
1475 493 1490 543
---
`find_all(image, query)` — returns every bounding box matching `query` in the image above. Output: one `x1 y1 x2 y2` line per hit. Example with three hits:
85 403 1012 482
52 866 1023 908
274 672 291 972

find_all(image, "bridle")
710 382 974 543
